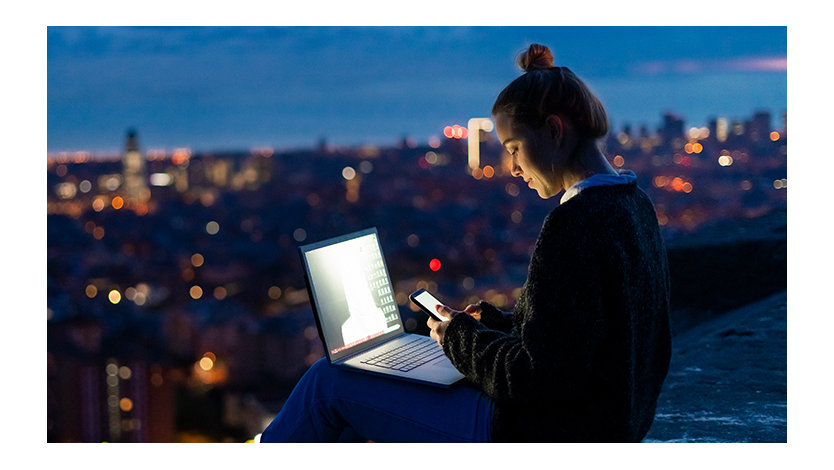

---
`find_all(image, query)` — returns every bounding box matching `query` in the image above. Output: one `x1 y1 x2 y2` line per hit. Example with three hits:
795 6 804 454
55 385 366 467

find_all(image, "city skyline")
47 26 787 154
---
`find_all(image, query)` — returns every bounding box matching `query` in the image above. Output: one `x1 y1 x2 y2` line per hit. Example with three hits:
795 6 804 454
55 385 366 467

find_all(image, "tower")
122 129 149 206
660 112 684 149
748 110 772 143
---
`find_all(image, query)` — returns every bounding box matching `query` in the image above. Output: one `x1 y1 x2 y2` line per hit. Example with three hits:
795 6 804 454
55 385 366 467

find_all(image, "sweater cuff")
477 301 513 333
441 311 480 373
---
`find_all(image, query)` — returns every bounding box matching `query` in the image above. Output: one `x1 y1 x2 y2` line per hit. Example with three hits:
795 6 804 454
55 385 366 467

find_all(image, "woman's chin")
534 187 557 200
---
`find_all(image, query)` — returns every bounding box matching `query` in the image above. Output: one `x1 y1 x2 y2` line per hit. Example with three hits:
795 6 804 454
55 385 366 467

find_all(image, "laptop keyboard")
360 336 445 372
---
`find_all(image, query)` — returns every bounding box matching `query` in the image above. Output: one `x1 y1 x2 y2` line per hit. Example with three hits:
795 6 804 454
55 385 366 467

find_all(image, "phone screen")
411 289 450 322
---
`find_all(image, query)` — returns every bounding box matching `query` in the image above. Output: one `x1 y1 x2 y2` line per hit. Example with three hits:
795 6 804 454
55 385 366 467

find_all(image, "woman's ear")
544 114 564 147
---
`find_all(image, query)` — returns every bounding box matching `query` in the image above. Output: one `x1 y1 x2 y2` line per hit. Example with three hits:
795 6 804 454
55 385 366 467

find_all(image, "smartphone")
409 288 450 322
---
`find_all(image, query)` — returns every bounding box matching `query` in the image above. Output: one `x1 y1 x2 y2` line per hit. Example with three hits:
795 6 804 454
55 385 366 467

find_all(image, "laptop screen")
300 228 403 361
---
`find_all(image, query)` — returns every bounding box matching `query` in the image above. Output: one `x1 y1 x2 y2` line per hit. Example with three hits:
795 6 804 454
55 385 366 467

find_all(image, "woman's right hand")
462 304 482 321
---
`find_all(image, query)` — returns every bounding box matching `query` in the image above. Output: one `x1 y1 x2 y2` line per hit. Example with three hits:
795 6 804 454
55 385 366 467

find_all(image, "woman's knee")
299 357 339 393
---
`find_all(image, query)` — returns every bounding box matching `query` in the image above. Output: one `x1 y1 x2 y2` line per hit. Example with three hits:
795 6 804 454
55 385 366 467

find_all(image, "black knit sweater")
442 182 672 442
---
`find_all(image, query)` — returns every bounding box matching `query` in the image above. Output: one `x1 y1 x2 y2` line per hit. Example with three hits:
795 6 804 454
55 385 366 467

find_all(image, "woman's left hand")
427 305 460 347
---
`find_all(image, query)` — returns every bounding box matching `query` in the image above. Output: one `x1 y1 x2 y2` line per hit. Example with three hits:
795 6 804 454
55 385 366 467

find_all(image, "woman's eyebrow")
501 138 517 147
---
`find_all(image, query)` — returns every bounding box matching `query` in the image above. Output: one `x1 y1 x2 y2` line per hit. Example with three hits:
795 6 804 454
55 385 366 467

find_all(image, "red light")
443 126 454 138
429 258 441 271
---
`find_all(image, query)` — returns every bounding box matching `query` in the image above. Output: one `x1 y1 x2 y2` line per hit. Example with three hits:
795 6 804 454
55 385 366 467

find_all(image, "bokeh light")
190 285 203 299
429 258 441 271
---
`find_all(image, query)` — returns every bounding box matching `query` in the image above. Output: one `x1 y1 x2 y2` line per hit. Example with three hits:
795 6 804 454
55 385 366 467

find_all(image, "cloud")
631 56 787 76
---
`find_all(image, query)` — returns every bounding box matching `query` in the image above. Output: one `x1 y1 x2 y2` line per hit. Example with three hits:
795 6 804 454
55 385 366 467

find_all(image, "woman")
260 43 671 443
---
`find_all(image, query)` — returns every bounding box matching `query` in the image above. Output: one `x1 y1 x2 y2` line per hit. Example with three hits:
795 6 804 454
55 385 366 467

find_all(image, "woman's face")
494 112 563 199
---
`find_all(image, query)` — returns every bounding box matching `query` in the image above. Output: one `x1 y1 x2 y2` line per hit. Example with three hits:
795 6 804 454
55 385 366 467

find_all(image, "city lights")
429 258 441 271
119 398 133 413
444 125 467 139
213 286 228 300
407 234 420 248
653 175 694 193
683 143 703 154
466 118 494 172
47 106 786 442
293 228 307 242
190 286 203 299
268 286 282 300
150 173 173 186
92 197 106 212
199 356 214 371
56 182 77 200
172 148 192 165
359 160 374 174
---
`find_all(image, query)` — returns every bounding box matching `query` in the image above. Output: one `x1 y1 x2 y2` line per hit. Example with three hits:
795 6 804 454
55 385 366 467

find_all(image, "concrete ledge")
644 291 787 442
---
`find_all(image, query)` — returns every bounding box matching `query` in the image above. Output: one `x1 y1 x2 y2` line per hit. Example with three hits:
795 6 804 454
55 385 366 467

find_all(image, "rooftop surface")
645 290 787 442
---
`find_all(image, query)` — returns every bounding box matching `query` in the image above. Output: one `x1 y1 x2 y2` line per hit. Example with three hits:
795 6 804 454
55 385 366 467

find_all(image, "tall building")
748 111 772 143
713 117 729 143
122 129 149 206
660 112 684 148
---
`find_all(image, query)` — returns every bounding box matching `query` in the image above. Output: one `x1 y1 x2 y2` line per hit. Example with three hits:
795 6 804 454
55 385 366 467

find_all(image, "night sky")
47 26 786 154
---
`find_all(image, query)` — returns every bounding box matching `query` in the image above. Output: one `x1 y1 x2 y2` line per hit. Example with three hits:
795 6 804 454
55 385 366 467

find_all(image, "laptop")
299 227 464 387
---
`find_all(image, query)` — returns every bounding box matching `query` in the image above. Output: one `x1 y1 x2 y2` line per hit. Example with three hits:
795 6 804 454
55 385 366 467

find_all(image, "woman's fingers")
464 304 481 314
435 304 456 319
463 303 482 321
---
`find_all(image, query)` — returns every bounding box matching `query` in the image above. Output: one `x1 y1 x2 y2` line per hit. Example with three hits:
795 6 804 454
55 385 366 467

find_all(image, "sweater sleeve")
476 301 514 333
442 209 604 405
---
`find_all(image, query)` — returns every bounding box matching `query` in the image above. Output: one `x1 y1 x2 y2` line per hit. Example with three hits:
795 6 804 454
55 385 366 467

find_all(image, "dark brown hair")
492 44 609 139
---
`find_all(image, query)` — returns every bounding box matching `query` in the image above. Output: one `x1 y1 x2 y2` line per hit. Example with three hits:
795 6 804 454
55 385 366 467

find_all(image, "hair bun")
517 44 555 72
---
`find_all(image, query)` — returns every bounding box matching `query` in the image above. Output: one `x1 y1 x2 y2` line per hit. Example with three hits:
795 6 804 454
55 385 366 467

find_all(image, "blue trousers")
260 358 494 442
